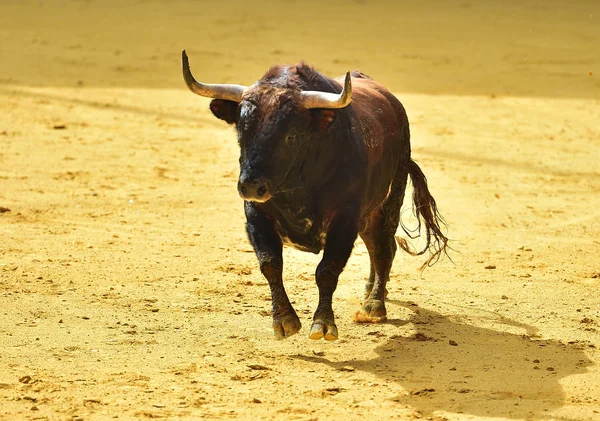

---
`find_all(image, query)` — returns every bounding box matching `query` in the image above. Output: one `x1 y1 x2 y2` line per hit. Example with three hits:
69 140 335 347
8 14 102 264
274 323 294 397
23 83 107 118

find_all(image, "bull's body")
183 53 447 340
257 72 410 255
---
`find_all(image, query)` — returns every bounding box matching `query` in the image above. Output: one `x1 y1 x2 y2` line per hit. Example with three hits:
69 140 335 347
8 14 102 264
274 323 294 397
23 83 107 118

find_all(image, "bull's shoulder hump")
350 78 394 102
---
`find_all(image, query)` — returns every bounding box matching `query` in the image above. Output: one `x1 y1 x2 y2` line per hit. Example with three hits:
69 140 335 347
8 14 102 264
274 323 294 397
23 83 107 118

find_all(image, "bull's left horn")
300 71 352 109
182 50 247 102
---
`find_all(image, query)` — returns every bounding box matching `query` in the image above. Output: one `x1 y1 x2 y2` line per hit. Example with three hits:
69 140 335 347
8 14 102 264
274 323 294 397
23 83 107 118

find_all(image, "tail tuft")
397 159 450 271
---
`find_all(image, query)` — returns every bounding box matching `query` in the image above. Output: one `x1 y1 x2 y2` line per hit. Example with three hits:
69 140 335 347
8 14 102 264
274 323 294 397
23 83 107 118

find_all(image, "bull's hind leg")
245 203 301 339
356 169 408 322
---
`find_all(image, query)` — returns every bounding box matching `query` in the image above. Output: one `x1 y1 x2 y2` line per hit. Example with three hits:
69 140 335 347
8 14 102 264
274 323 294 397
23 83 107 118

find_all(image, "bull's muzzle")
237 177 272 203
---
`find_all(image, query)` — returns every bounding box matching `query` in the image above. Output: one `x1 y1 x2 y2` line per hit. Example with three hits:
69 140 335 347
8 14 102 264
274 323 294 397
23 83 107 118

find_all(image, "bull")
182 50 448 340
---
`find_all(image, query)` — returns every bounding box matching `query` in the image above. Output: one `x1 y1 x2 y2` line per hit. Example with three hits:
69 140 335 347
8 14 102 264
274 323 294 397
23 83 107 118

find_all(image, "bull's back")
337 74 411 216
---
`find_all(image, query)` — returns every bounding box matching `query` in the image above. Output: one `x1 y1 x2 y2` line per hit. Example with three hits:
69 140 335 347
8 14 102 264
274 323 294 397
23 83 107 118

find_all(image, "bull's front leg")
309 207 359 341
245 202 301 339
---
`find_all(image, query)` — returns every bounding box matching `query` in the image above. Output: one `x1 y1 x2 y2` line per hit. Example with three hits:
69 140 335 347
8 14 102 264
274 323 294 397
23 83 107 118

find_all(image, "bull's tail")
397 159 450 271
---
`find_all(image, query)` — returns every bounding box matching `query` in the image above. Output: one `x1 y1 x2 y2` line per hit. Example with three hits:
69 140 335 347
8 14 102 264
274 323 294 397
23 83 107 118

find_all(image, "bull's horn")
300 71 352 109
182 50 247 102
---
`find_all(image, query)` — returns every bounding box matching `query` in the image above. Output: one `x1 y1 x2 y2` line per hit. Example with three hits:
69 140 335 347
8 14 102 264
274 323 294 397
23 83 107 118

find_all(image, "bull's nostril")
240 185 248 196
256 185 267 198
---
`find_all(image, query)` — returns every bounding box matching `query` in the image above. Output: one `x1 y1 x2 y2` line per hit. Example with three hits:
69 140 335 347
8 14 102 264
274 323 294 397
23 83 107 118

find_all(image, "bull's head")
182 50 352 203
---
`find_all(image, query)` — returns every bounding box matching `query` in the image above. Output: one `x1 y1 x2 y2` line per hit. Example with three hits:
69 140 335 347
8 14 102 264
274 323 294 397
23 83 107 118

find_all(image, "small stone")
338 366 355 372
411 388 435 396
449 340 458 346
412 332 434 342
19 375 32 384
484 265 496 270
520 273 532 278
247 364 270 371
0 207 10 213
252 398 262 403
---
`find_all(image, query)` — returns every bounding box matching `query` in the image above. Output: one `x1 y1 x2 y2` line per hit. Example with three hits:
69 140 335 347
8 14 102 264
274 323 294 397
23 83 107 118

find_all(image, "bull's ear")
311 109 336 132
210 99 239 125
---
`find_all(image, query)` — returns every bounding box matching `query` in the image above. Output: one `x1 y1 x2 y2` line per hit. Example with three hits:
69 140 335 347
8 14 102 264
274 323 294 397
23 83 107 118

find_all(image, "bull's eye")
285 134 296 143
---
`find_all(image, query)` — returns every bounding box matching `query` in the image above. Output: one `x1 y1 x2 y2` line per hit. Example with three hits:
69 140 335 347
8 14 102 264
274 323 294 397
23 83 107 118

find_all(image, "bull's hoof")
273 313 302 340
353 299 387 323
309 320 338 341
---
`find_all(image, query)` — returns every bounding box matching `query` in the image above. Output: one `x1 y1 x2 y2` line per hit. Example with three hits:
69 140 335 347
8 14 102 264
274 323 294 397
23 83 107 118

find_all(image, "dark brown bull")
182 51 448 340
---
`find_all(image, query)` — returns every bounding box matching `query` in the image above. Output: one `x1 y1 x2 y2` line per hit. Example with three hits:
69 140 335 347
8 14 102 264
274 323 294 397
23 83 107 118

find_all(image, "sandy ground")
1 1 600 420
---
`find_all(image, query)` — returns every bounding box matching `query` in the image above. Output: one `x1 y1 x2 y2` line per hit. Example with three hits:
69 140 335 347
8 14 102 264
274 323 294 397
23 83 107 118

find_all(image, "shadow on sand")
295 301 594 419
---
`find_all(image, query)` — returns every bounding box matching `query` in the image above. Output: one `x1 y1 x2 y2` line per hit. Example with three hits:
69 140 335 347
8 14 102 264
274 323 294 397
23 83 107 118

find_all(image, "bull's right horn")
182 50 247 102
